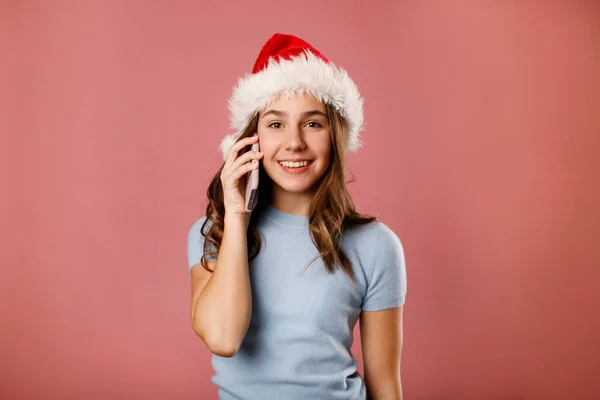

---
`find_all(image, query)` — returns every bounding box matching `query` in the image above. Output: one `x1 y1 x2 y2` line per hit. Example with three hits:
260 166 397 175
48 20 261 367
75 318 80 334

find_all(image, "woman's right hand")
220 134 264 219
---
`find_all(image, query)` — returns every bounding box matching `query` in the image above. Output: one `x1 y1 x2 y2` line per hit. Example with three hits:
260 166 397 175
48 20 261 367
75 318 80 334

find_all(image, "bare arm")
190 215 252 357
361 306 404 400
189 134 263 357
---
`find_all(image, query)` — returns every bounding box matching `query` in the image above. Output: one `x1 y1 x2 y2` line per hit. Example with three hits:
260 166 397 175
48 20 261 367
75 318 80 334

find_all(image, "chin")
273 179 317 194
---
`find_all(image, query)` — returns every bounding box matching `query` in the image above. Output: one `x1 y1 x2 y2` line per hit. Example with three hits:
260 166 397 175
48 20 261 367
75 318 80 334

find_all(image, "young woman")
187 33 407 400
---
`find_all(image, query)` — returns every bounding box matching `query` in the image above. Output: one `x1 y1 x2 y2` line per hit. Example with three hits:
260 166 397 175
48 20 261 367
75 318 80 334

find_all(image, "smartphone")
244 141 260 212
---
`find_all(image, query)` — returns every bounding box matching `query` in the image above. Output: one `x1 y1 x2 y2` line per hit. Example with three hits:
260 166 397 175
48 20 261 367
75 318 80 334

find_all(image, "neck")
269 186 315 216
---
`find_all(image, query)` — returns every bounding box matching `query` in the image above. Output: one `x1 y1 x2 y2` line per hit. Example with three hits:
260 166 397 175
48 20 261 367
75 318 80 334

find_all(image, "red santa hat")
219 33 364 160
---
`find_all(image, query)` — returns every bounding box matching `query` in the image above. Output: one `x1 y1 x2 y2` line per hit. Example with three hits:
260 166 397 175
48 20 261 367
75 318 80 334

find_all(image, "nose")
284 125 306 152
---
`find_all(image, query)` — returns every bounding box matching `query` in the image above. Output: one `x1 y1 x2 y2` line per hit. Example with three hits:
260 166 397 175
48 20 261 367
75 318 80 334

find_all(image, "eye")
268 122 282 129
306 121 322 128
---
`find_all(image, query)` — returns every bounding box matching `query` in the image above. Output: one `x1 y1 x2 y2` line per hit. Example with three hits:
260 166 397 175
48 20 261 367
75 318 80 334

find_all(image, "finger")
222 153 262 187
224 135 259 170
229 150 263 172
221 150 262 183
221 152 262 185
228 159 260 183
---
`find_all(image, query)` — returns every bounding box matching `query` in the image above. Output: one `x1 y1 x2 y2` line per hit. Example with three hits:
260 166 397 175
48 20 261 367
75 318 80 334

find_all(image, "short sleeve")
187 216 217 276
361 223 407 311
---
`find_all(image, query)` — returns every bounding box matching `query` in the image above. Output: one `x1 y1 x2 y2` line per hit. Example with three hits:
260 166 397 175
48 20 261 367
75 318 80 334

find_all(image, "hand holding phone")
221 135 262 217
244 141 260 212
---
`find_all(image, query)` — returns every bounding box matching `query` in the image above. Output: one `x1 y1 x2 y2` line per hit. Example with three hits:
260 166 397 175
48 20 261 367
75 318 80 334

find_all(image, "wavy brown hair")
200 103 378 282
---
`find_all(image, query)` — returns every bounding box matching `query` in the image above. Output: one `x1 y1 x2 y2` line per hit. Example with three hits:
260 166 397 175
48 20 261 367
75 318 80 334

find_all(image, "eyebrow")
262 109 328 120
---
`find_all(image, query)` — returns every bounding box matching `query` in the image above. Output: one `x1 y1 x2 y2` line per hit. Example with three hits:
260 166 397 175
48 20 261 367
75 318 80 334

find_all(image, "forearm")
193 215 252 355
366 380 403 400
366 392 402 400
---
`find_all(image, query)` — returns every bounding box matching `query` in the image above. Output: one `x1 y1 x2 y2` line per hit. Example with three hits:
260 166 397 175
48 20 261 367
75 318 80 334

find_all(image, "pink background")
1 1 599 399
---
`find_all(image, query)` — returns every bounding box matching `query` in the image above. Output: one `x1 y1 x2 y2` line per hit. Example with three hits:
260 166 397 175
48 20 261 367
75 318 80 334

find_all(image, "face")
257 92 332 198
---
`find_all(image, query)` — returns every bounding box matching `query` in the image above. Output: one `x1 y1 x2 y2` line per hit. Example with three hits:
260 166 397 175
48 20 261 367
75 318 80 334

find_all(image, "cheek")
256 132 274 156
311 135 332 161
258 141 277 159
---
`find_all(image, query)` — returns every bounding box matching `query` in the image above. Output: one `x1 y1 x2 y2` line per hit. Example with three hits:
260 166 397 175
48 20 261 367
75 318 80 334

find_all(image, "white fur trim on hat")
219 50 364 160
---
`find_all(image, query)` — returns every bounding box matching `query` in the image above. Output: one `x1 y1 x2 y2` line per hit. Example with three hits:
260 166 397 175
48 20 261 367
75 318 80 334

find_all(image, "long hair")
200 103 378 282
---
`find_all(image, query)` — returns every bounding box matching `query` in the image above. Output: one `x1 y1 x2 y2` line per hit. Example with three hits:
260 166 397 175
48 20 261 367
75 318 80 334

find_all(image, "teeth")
280 160 310 168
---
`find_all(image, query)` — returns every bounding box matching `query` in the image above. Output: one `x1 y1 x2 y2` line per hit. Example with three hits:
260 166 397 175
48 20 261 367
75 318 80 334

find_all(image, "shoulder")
342 220 404 274
188 216 211 237
373 221 404 256
344 219 405 273
187 217 215 250
354 219 407 309
343 219 380 241
344 219 403 250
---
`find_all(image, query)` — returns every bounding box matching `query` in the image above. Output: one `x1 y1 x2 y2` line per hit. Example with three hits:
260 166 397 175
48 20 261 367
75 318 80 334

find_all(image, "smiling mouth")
278 160 313 168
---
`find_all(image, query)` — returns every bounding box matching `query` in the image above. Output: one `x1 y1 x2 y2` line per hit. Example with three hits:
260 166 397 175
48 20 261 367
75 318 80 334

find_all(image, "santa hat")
219 33 364 160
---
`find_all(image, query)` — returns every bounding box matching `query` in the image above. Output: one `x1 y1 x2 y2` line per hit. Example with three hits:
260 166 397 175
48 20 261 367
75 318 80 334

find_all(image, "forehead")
261 92 326 114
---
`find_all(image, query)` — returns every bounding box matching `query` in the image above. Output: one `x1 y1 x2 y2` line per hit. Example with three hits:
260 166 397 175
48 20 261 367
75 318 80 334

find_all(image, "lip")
277 160 313 175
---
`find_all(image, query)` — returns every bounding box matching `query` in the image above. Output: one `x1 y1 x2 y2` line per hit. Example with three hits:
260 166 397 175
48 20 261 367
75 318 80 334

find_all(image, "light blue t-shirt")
187 205 407 400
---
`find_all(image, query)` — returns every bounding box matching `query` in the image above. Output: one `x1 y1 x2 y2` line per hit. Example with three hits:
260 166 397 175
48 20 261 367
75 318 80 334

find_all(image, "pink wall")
1 1 599 399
